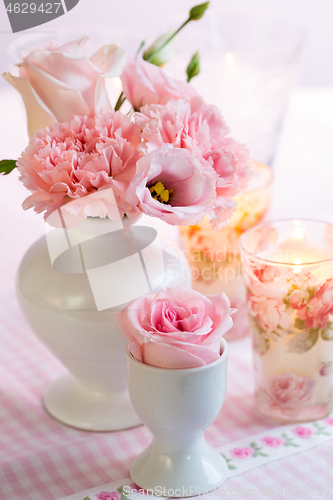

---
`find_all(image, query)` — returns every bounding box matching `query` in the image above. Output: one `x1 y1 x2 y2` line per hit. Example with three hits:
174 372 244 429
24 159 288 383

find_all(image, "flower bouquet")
1 2 251 431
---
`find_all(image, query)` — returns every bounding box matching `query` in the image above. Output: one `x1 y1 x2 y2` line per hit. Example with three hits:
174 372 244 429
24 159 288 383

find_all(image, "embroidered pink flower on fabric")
325 418 333 425
248 295 291 333
260 372 315 418
261 436 286 448
116 286 234 369
292 426 315 439
121 56 198 110
229 447 254 459
135 97 251 228
96 492 122 500
125 144 218 226
17 112 142 227
296 277 333 329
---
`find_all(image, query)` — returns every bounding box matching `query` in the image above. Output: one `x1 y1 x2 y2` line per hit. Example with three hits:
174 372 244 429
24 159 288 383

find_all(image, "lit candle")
179 161 273 341
240 219 333 422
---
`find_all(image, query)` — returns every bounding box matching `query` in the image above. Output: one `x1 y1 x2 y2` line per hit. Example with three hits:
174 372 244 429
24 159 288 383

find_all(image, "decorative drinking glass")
240 219 333 422
166 13 306 165
179 161 273 341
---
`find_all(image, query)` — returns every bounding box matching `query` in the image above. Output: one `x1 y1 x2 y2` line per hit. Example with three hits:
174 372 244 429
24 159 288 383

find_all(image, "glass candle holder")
166 12 306 166
240 219 333 422
179 161 273 341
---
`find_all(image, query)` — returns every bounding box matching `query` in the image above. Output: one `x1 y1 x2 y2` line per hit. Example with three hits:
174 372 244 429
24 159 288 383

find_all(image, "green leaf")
294 317 306 330
0 159 17 175
321 322 333 341
287 328 319 353
228 464 238 470
249 441 257 448
189 2 210 20
186 51 200 82
83 497 91 500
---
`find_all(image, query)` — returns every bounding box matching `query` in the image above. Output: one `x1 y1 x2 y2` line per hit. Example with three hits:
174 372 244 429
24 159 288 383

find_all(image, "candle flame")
293 258 303 274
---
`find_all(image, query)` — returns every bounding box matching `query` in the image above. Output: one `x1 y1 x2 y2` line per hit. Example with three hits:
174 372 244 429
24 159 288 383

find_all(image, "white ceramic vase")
126 339 229 496
16 217 191 431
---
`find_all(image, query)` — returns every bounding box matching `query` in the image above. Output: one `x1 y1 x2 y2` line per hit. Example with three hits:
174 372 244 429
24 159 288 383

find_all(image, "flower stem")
115 91 126 111
145 19 190 63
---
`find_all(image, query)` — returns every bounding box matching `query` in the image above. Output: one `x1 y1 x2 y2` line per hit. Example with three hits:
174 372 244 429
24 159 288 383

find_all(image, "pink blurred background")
0 0 332 88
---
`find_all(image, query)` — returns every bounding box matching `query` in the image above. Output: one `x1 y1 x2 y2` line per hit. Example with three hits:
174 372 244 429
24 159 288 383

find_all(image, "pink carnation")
292 426 315 439
125 144 219 226
17 112 142 226
229 447 254 459
249 294 291 333
296 277 333 329
261 436 286 448
121 56 197 110
260 372 315 418
135 96 251 228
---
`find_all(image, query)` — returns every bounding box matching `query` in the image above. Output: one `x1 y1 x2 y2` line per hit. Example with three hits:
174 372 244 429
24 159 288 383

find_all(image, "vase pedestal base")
130 438 228 496
44 374 142 432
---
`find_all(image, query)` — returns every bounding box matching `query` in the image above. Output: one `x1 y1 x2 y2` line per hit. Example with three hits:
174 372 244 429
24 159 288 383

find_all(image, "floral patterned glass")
240 219 333 422
179 161 273 341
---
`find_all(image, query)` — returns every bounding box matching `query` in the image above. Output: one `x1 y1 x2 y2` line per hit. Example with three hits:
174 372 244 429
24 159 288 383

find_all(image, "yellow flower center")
149 181 173 204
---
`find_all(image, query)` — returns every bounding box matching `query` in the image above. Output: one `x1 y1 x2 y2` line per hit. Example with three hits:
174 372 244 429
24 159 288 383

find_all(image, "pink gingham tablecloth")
0 87 333 500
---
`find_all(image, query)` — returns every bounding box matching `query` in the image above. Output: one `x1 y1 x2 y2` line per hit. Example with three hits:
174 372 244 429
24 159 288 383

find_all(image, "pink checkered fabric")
0 286 332 499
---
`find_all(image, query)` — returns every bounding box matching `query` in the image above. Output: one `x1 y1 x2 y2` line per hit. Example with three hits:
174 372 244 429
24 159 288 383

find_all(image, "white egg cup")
126 339 229 496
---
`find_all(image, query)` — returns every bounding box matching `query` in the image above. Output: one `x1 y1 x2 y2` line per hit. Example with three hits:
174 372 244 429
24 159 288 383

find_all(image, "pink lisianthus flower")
292 426 315 439
116 286 234 369
17 112 143 227
260 372 316 418
120 56 197 110
248 294 291 333
135 96 251 228
125 144 219 226
3 37 127 138
261 436 286 448
296 277 333 329
96 492 122 500
229 447 254 459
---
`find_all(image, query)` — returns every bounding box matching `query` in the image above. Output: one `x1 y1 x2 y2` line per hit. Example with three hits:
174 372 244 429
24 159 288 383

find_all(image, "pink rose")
17 112 142 226
120 57 197 110
260 372 315 418
261 436 286 448
96 492 122 500
116 286 234 369
296 278 333 329
249 295 291 333
325 418 333 425
4 37 127 138
229 447 254 459
125 144 218 226
292 426 315 439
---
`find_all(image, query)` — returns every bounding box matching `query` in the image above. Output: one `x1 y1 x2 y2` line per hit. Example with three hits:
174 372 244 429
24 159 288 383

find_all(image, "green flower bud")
143 32 177 66
189 2 210 21
186 52 200 82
